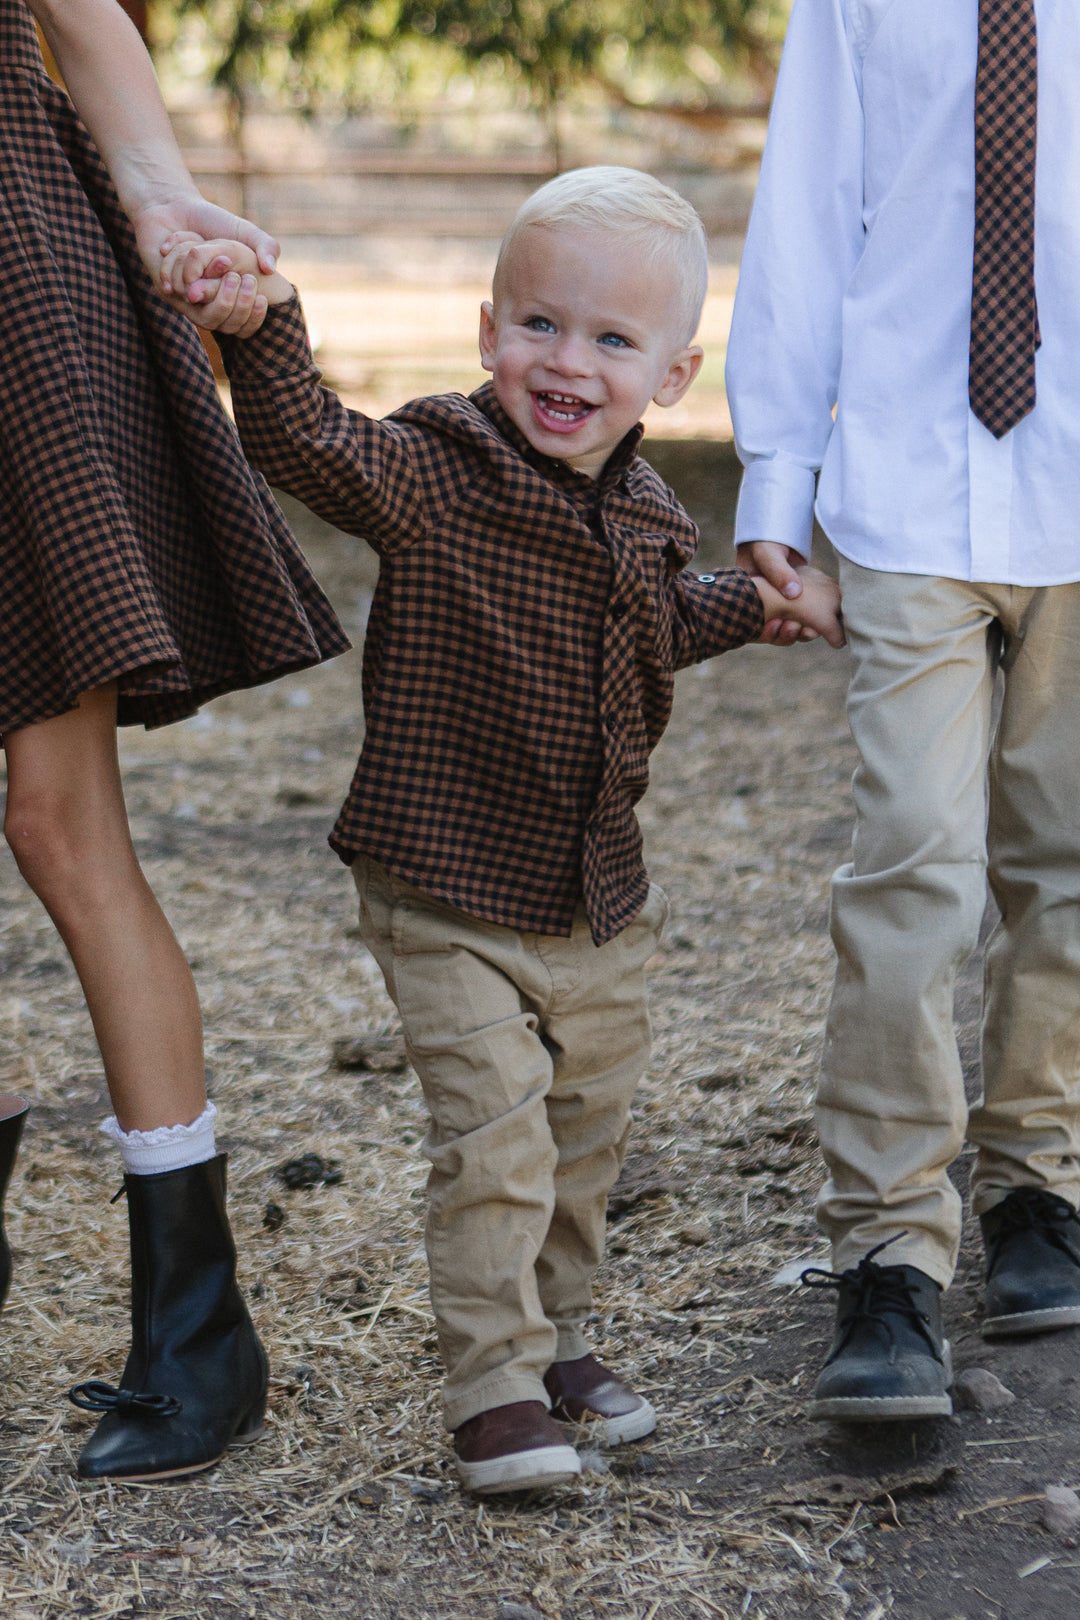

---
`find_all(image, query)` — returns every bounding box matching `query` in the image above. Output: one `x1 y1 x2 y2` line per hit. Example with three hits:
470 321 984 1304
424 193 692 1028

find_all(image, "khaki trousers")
819 561 1080 1286
353 855 667 1429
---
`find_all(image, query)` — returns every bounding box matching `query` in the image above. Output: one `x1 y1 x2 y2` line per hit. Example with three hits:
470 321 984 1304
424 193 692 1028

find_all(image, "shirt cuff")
733 458 817 559
680 567 765 661
218 295 314 380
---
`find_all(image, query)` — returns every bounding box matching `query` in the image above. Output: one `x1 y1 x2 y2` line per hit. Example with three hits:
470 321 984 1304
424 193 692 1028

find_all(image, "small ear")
479 301 497 372
653 345 704 408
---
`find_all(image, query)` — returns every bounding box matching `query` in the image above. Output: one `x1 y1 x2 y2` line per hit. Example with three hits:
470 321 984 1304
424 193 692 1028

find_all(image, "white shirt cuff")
734 459 817 559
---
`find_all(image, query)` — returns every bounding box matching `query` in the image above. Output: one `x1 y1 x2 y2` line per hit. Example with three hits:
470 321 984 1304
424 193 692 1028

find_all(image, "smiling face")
479 225 704 479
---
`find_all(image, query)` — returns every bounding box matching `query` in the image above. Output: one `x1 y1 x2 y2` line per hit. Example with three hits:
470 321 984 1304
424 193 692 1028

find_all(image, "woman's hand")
27 3 279 288
135 196 280 290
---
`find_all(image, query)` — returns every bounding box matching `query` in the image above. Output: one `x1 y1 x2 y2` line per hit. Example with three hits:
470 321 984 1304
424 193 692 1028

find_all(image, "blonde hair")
494 166 709 345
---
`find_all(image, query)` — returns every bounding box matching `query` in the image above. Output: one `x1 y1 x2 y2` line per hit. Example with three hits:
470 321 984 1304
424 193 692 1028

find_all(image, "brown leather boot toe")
544 1353 657 1445
453 1400 580 1494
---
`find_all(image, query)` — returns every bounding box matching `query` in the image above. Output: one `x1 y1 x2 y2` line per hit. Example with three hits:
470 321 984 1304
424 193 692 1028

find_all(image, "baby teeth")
539 392 591 419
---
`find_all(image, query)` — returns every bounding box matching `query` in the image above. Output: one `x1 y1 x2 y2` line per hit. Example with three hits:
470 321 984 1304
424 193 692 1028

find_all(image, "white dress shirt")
726 0 1080 585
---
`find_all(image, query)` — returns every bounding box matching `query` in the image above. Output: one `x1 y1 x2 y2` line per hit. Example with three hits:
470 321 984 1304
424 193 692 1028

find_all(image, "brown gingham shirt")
221 299 764 944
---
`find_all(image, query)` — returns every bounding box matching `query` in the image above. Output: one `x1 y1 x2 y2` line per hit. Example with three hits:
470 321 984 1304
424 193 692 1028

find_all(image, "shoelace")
985 1187 1080 1274
68 1381 182 1418
801 1236 939 1358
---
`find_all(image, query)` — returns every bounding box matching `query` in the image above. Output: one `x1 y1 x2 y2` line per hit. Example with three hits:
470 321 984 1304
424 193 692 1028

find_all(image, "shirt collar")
470 381 644 504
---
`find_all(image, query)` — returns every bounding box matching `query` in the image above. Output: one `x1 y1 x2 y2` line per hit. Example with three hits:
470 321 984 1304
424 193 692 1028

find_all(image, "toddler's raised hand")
158 237 271 339
160 237 254 299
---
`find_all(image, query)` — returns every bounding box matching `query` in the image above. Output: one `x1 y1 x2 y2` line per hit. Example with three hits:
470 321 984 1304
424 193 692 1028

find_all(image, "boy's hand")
737 540 810 645
184 269 270 338
750 565 845 649
157 237 293 339
159 235 247 298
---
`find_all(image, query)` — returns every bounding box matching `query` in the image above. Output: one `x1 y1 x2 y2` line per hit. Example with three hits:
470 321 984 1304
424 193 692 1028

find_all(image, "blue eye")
599 332 631 349
525 316 555 333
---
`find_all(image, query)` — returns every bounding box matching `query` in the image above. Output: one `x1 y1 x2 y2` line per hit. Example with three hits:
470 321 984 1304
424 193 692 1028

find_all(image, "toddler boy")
166 167 842 1491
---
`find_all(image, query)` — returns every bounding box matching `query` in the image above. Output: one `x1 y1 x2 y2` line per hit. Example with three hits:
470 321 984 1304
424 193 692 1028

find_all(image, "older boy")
168 167 842 1488
727 0 1080 1421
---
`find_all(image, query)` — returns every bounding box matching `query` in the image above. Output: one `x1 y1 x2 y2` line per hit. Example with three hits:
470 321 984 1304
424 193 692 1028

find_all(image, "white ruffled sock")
100 1102 218 1176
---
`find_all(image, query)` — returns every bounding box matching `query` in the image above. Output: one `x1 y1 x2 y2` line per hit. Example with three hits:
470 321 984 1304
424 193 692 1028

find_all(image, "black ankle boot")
802 1245 952 1420
70 1154 268 1481
980 1186 1080 1338
1 1095 29 1309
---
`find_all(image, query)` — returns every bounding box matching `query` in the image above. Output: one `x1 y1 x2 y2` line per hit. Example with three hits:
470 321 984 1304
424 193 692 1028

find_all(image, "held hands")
738 542 845 649
156 236 294 338
133 192 279 288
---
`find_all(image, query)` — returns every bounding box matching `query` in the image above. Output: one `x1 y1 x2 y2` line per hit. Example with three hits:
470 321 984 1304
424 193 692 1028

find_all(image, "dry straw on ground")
1 510 866 1618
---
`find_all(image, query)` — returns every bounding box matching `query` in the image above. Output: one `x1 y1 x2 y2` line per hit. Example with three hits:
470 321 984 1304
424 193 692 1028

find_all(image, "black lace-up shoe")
980 1187 1080 1339
803 1243 952 1420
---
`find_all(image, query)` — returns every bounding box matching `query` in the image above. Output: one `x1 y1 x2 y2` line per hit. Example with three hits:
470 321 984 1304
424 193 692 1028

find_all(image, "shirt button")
609 601 628 621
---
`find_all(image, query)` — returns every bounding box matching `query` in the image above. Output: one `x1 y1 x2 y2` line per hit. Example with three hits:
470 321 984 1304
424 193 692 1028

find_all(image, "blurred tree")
155 2 784 167
383 2 783 163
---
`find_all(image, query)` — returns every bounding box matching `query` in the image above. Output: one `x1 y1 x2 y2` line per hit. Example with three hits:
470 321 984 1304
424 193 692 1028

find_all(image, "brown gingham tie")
969 0 1041 438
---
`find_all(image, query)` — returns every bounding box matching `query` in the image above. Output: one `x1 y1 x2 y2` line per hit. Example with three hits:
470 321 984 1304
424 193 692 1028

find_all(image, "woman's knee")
4 782 86 896
2 687 129 905
3 779 135 916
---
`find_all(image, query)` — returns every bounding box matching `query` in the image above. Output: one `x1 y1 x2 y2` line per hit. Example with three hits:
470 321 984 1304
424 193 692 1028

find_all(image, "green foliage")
387 3 784 89
156 1 785 118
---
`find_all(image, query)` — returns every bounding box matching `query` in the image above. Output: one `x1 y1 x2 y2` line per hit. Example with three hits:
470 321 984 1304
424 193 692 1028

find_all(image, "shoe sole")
79 1423 265 1485
556 1397 657 1446
983 1304 1080 1339
808 1344 953 1422
808 1391 953 1420
457 1442 581 1495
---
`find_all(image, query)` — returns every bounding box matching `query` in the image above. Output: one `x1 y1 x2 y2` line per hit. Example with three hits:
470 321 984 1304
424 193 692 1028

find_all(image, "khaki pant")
353 855 667 1429
819 561 1080 1285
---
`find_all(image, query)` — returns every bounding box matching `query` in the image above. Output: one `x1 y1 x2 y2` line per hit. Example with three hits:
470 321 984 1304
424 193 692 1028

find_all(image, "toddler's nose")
548 332 592 377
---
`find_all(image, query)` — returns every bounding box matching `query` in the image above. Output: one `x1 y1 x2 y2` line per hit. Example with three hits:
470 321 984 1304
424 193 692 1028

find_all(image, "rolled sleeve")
219 295 315 381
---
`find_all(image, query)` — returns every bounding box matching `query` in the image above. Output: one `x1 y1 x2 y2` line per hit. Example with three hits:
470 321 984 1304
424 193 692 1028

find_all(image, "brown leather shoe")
453 1400 581 1494
544 1353 657 1445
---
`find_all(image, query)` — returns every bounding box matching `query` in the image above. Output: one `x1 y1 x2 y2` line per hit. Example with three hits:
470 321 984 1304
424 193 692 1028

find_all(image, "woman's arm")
27 0 279 276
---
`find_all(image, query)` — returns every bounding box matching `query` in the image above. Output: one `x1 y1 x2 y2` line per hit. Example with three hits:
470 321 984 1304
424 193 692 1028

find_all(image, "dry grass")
0 499 863 1618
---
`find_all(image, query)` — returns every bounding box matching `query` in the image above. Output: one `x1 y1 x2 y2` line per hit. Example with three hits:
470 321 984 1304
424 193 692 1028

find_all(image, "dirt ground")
2 449 1080 1620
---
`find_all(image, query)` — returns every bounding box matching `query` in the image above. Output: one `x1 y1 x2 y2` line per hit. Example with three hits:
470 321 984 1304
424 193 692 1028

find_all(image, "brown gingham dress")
0 2 348 734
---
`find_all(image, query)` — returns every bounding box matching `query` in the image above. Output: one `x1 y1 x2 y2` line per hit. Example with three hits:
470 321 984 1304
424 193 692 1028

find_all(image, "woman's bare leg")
2 684 206 1131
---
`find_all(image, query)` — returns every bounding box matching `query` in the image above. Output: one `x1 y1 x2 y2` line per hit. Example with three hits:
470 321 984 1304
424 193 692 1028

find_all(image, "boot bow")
69 1380 182 1418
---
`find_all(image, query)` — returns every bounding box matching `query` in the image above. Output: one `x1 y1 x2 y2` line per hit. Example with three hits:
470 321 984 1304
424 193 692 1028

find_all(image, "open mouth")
532 391 599 431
